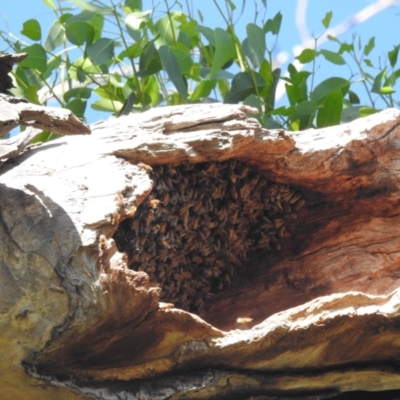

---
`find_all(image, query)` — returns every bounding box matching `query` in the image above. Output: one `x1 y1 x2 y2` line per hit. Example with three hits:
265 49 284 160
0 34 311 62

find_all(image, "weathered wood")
1 103 400 399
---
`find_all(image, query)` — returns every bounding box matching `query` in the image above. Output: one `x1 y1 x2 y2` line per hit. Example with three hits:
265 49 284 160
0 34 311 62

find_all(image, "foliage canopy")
1 0 399 139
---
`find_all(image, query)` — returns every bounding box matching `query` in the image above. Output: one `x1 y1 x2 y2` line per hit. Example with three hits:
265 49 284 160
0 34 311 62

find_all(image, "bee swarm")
113 160 304 312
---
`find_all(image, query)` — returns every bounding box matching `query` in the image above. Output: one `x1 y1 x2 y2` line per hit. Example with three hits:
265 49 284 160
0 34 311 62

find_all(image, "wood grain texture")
1 103 400 399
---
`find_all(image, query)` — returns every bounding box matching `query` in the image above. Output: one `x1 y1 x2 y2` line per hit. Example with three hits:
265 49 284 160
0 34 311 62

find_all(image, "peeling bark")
1 103 400 399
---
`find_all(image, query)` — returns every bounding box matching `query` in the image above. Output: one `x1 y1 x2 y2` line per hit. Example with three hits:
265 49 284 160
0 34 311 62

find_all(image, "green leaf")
379 86 395 94
91 98 123 112
339 43 353 55
155 13 180 46
189 79 217 101
87 38 115 65
316 90 343 128
68 0 108 12
118 92 136 116
289 100 317 130
327 34 339 42
44 20 65 52
170 44 193 74
226 0 236 11
245 23 266 68
21 19 41 41
388 45 400 68
296 49 317 64
224 71 266 104
359 107 378 117
125 11 151 39
125 0 142 11
43 0 56 11
348 90 360 104
18 44 47 73
43 55 62 79
64 87 92 102
342 106 362 122
198 25 215 46
143 75 161 106
66 21 95 46
209 28 235 78
68 57 101 82
371 68 386 93
319 49 345 65
65 98 87 119
119 43 143 60
364 37 375 56
30 131 61 144
159 45 188 99
322 11 332 29
139 42 162 75
311 77 350 104
364 59 373 67
264 11 282 35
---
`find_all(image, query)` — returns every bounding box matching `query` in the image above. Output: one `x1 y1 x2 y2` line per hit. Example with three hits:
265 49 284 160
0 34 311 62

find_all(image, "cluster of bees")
113 160 304 312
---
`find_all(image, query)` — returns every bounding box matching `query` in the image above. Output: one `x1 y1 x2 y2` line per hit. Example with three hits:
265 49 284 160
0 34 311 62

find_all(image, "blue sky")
0 0 399 123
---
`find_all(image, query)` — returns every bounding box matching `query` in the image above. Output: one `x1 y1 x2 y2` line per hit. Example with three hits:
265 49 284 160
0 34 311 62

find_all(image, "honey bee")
271 237 281 250
148 199 160 209
236 317 253 324
230 187 238 199
192 255 203 264
274 218 284 229
258 236 270 246
288 192 302 204
138 162 153 173
162 192 169 206
212 186 223 199
159 302 174 309
222 273 231 285
278 225 291 239
183 163 195 171
283 202 292 214
228 172 237 184
239 184 251 199
205 161 218 175
181 271 192 279
166 165 177 175
174 273 183 281
144 209 155 227
164 176 174 190
237 165 249 179
99 234 107 250
169 193 178 205
126 203 137 217
293 198 305 211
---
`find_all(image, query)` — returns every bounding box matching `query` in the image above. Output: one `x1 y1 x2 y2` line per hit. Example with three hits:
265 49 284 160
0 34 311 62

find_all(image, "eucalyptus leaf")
65 98 87 119
65 21 95 46
21 19 41 41
316 90 343 128
18 44 47 73
87 38 115 66
245 23 265 68
320 49 345 65
322 11 332 29
209 28 235 78
311 77 350 104
388 45 400 68
44 20 65 52
159 45 188 99
189 79 217 101
139 42 162 74
296 48 317 64
224 71 266 104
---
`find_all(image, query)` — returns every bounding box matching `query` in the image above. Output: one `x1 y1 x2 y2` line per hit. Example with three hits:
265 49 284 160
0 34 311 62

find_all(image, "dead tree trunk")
1 101 400 400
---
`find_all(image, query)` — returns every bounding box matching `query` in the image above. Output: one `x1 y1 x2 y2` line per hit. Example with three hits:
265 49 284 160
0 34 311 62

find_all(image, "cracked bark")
1 102 400 399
